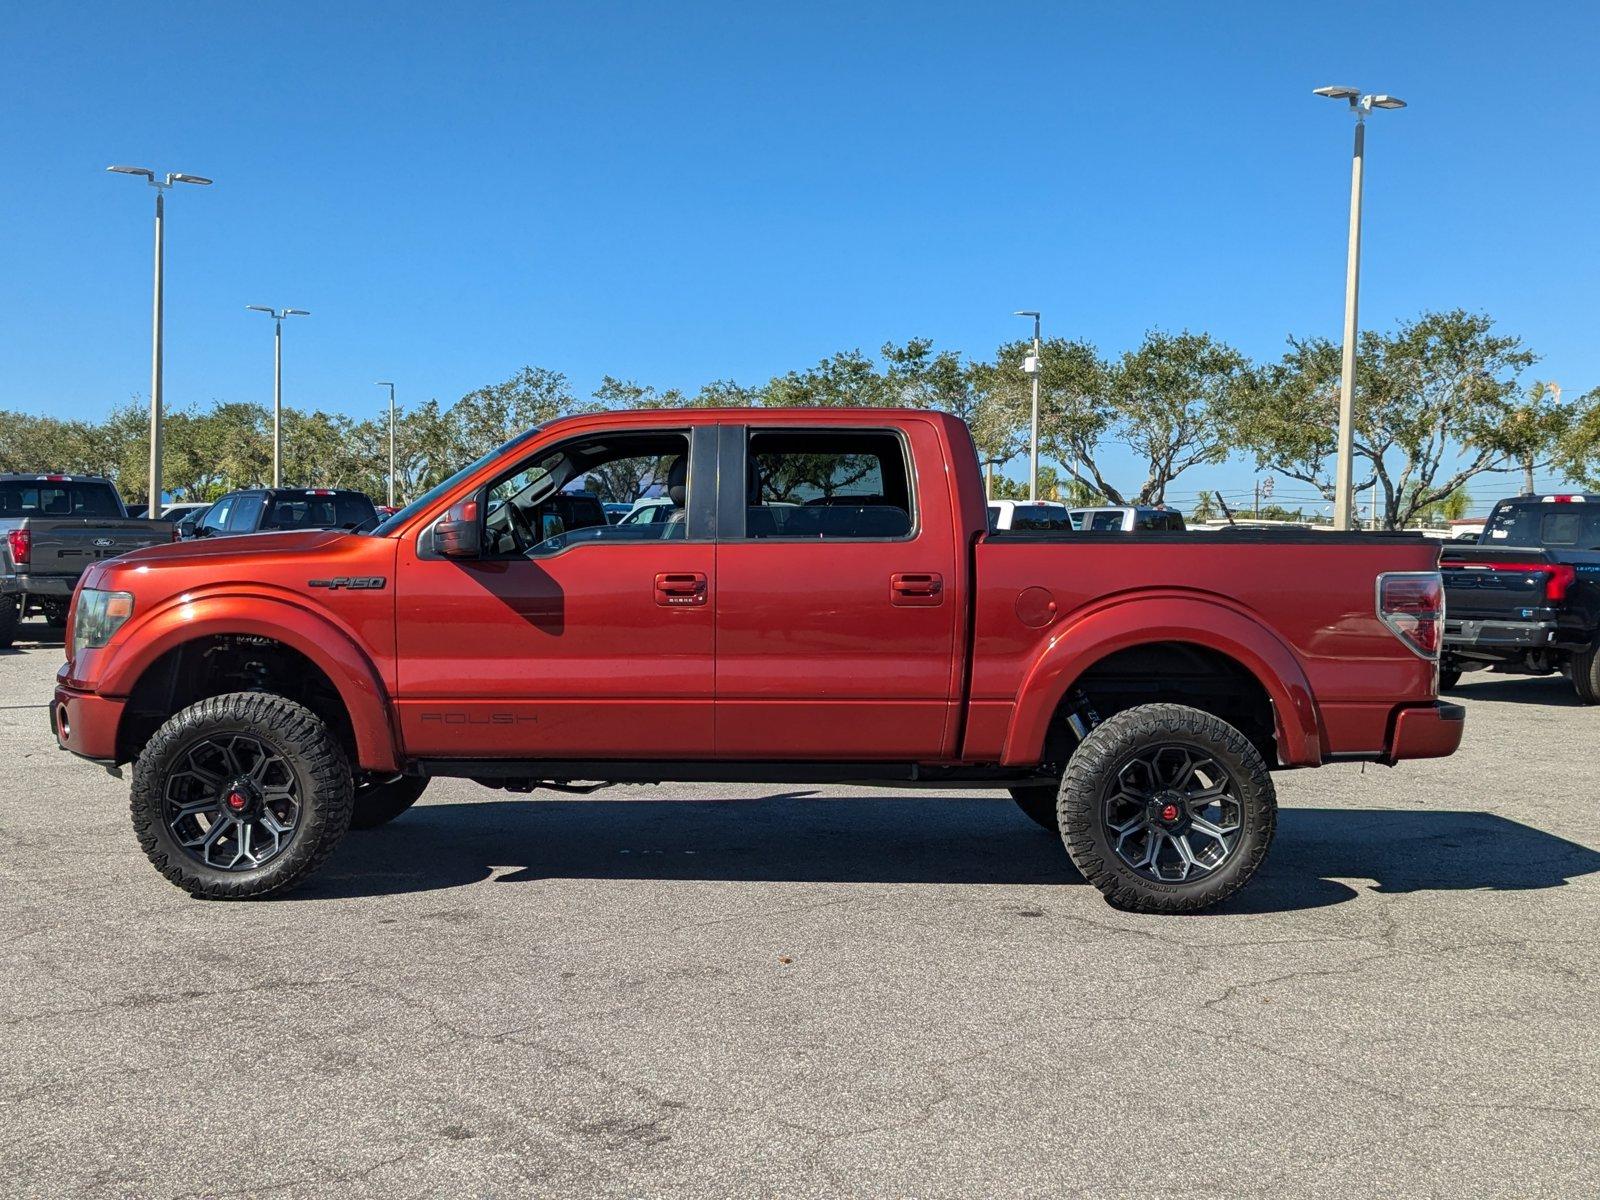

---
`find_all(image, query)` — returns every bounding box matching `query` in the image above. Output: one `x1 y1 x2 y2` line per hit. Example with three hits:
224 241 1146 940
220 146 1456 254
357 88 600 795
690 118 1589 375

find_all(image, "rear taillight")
1545 563 1577 603
6 529 29 566
1378 571 1443 659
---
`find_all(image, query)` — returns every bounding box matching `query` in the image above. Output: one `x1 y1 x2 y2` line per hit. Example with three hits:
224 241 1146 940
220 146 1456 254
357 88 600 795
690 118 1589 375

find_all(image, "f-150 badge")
308 576 387 590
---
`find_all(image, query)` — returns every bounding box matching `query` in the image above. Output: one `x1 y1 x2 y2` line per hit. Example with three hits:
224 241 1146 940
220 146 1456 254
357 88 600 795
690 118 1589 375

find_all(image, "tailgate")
19 519 172 578
1439 544 1555 620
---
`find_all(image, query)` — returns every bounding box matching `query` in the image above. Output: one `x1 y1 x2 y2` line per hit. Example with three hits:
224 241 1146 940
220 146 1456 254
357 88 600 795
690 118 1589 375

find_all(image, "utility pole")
106 166 213 510
1314 86 1406 530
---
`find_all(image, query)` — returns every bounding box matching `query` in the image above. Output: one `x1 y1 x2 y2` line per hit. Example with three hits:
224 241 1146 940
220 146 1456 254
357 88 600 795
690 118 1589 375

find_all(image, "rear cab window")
0 481 122 519
263 492 379 531
743 430 913 539
1482 501 1600 549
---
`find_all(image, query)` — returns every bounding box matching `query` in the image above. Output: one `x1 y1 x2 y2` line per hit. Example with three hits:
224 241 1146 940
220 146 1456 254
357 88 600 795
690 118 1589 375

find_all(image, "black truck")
1440 493 1600 701
0 474 172 646
188 487 380 537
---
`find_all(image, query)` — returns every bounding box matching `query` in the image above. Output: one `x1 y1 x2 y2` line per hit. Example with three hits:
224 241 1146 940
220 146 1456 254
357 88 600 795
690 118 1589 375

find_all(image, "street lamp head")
1313 85 1361 101
374 380 394 387
1369 95 1407 109
169 173 213 186
1013 310 1040 318
245 305 275 314
283 309 310 318
106 164 156 180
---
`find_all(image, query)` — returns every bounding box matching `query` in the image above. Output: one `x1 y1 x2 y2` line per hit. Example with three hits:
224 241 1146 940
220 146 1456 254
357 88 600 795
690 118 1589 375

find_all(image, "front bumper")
1 575 77 597
51 683 124 767
1384 701 1465 764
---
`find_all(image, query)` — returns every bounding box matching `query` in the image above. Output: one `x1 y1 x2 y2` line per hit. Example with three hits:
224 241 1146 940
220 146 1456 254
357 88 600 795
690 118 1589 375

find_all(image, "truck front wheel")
1059 703 1276 913
1571 645 1600 705
130 692 354 899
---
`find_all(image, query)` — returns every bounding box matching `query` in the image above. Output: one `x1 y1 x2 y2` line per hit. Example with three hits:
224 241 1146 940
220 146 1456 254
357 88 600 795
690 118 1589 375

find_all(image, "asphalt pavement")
2 619 1597 1198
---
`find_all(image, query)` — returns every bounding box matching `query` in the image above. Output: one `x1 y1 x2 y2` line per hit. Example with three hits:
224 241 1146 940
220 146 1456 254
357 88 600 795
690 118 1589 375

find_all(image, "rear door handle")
655 571 708 607
891 572 943 606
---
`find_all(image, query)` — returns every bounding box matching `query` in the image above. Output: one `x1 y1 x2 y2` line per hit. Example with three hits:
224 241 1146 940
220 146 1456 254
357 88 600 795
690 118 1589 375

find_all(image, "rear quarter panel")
967 536 1441 765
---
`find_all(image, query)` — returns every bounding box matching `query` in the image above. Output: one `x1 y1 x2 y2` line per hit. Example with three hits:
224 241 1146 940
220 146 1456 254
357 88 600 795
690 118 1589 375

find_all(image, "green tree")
1244 311 1546 529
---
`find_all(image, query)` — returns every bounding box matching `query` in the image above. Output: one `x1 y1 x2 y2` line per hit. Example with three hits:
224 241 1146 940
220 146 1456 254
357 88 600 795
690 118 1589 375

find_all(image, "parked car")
1068 505 1187 532
987 500 1071 531
54 409 1461 911
171 504 212 540
191 488 380 538
602 502 633 524
156 501 211 526
1440 493 1600 700
0 474 172 646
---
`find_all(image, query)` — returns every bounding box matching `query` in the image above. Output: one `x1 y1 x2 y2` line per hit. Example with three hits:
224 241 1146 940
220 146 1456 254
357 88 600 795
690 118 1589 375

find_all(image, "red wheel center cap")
1161 803 1180 823
226 791 249 812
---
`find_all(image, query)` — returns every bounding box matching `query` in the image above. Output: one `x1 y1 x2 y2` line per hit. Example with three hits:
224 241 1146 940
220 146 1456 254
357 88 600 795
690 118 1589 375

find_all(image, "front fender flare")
1002 595 1321 768
98 593 399 772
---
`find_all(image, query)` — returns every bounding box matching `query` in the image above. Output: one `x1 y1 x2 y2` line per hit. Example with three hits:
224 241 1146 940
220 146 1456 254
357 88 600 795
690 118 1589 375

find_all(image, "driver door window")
199 497 234 536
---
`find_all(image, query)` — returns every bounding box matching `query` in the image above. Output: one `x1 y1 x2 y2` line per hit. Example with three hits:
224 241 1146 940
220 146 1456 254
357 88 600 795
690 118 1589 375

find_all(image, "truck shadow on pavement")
299 794 1600 914
0 625 64 653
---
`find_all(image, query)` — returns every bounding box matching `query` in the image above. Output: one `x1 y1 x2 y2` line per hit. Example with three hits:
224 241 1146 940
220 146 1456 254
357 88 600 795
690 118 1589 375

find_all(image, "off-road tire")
131 692 354 899
1438 667 1462 691
1009 785 1060 832
350 775 429 829
39 599 69 627
1059 703 1276 914
1571 645 1600 705
0 596 18 648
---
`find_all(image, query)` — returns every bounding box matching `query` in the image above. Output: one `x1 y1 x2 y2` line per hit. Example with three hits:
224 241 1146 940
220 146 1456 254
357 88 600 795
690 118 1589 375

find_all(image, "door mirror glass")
433 497 482 558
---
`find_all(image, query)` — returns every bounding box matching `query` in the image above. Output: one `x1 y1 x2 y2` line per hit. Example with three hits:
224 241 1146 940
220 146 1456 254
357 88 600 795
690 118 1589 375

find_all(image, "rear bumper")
1384 701 1465 764
1444 617 1584 652
1 575 76 597
51 683 124 767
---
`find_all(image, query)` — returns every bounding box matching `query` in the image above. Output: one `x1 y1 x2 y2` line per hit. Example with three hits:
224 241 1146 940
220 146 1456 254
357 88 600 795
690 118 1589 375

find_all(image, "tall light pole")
375 381 397 506
245 306 310 487
1014 310 1042 501
1314 86 1406 530
106 166 212 512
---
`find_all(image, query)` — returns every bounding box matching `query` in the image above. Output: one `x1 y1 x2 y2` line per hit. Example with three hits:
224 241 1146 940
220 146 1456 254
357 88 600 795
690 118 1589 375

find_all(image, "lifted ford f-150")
52 409 1463 911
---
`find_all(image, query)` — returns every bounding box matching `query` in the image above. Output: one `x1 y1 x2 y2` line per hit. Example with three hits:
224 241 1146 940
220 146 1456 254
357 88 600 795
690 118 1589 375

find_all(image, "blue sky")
4 0 1597 512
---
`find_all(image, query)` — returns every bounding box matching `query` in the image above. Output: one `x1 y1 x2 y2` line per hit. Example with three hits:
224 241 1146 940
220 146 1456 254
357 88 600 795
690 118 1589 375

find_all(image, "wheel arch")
1002 596 1321 768
102 596 399 772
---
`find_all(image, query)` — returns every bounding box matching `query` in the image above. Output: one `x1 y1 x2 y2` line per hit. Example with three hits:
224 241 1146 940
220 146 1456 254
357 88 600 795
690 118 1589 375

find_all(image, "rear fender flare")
1003 595 1321 767
100 593 399 772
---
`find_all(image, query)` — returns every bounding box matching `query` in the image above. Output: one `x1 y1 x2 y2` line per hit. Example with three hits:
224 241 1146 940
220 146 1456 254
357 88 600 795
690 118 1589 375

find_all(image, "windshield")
1481 501 1600 550
370 426 544 536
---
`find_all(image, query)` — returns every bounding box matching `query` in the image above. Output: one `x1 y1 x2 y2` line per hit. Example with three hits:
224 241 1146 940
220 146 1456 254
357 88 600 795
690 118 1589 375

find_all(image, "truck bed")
967 530 1442 765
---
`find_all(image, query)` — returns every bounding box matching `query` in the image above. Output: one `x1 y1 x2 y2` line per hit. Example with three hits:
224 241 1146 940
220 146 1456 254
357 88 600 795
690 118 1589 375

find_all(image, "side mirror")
433 497 482 558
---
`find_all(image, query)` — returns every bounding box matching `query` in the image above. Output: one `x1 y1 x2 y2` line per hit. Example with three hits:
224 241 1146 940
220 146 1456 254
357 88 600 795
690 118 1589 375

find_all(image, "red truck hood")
106 529 353 568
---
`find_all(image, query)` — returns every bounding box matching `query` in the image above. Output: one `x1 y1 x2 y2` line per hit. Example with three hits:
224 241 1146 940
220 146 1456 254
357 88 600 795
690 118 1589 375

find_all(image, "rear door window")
743 430 913 539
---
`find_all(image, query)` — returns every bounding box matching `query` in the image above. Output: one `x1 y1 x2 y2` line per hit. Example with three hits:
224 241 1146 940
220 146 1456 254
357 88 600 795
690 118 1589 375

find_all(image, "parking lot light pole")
106 166 212 512
375 381 396 506
246 306 310 487
1014 310 1042 501
1314 86 1406 530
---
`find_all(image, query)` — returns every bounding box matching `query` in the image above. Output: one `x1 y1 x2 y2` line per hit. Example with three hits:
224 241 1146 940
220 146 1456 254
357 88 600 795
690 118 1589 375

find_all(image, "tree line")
5 308 1595 528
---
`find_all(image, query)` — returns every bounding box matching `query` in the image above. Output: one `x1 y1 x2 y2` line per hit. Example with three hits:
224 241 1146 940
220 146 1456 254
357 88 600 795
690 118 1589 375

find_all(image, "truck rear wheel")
0 596 18 648
1437 667 1462 691
130 692 354 899
1059 703 1276 913
1009 785 1060 832
350 775 429 829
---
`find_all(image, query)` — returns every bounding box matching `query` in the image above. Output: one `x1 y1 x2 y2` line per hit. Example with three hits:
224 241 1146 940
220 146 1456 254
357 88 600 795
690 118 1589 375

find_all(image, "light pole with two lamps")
1313 85 1406 530
374 381 397 507
1013 310 1042 501
105 165 213 512
245 306 311 487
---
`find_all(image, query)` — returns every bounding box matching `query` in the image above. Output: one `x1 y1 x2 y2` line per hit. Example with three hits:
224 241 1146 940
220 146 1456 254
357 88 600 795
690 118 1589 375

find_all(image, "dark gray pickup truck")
0 474 171 646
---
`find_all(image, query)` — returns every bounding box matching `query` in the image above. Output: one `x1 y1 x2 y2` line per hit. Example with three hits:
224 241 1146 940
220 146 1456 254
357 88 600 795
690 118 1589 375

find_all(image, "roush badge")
308 576 387 590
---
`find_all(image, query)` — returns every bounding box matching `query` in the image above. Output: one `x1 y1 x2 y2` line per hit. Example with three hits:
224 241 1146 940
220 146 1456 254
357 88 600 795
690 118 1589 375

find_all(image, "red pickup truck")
53 409 1463 911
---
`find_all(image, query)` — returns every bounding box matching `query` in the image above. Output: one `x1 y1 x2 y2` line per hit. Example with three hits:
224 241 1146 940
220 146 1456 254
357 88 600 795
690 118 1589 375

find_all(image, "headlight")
71 589 135 655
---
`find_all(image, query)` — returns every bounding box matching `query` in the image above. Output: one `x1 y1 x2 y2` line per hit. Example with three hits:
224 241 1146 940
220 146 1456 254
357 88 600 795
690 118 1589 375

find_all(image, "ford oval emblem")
93 537 114 548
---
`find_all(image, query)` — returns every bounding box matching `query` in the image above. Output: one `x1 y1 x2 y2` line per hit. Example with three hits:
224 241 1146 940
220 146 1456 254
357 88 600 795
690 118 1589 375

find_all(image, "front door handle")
890 572 943 606
655 571 708 607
